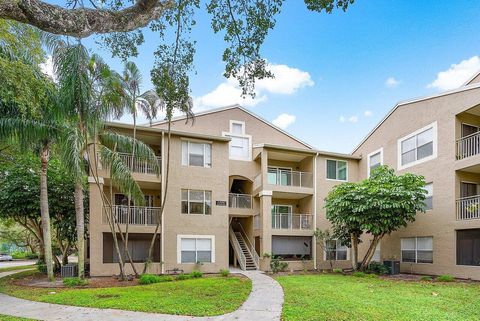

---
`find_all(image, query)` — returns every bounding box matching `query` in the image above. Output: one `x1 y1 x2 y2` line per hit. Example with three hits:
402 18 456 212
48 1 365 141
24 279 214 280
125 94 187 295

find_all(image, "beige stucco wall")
354 86 480 279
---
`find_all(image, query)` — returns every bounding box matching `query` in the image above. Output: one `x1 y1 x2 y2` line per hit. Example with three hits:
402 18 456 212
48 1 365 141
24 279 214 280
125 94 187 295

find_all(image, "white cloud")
385 77 400 88
339 115 358 123
364 110 372 117
348 116 358 123
427 56 480 91
272 113 296 129
194 63 314 111
39 55 55 81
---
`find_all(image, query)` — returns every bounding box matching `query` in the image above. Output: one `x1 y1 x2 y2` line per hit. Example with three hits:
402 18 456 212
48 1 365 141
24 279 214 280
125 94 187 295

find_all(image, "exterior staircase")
234 231 257 270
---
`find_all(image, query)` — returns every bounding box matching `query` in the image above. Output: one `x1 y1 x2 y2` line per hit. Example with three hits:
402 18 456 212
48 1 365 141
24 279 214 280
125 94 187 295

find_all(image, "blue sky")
77 0 480 153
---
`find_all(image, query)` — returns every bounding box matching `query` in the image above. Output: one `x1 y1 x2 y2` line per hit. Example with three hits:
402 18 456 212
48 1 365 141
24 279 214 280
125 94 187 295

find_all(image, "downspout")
161 131 165 274
313 152 318 270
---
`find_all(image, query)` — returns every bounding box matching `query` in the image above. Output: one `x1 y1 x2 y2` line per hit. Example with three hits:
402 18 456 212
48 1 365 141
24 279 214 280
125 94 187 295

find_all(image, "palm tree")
53 43 160 279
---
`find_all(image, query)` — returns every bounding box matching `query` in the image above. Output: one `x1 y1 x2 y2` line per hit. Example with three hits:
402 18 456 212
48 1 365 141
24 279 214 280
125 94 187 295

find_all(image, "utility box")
61 263 78 278
383 260 400 275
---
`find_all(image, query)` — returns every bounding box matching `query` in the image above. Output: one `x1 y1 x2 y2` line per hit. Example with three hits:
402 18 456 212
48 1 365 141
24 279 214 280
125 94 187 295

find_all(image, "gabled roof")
463 69 480 86
150 104 313 149
351 81 480 154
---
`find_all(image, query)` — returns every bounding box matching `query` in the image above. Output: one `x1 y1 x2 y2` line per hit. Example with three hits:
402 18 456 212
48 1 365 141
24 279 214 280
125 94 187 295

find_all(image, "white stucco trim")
367 147 384 177
397 121 438 171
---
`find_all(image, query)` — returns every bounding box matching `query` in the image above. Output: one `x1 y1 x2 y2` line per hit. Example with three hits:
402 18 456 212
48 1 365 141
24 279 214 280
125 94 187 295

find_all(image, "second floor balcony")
272 212 313 230
228 193 252 209
456 131 480 160
103 205 161 226
456 195 480 220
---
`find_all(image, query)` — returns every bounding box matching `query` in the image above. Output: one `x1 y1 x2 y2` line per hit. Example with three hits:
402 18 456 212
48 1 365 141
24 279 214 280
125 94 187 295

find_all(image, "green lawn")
277 274 480 321
0 315 36 321
0 265 35 273
0 271 251 316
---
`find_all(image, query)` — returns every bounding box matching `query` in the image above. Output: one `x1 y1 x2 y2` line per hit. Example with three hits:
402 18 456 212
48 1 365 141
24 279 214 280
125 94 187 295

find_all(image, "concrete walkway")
0 269 283 321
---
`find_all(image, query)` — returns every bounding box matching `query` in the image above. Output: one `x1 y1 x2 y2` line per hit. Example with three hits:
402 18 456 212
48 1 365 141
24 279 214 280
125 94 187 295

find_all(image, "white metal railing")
104 205 161 226
456 195 480 220
229 227 246 270
118 153 161 175
267 168 313 188
272 213 313 230
228 193 252 209
236 222 259 269
456 132 480 160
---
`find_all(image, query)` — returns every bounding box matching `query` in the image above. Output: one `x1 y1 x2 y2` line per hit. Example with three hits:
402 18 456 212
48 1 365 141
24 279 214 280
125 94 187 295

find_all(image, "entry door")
461 182 479 198
272 205 292 229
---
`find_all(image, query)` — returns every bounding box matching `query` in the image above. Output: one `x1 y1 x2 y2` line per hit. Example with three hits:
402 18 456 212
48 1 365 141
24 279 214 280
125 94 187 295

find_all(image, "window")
223 121 251 161
181 141 211 167
103 233 160 263
181 189 212 215
326 160 347 181
424 183 433 210
271 205 293 229
178 236 214 264
325 239 348 261
267 167 292 185
368 148 383 177
457 229 480 266
401 237 433 263
398 122 437 169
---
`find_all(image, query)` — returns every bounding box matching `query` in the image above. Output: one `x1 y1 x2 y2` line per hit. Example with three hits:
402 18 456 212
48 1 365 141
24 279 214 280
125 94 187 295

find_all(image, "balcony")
456 195 480 220
118 153 161 175
267 168 313 188
229 193 252 209
456 131 480 160
104 205 161 226
272 213 313 230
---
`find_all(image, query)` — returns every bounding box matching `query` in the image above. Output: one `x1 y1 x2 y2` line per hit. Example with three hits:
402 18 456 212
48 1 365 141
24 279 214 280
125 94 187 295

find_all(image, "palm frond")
57 125 87 183
0 118 59 149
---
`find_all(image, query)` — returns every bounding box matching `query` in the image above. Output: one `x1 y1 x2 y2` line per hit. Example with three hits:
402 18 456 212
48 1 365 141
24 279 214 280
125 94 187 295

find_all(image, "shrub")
220 269 230 277
138 274 173 285
332 268 343 274
437 274 455 282
37 263 47 275
367 262 390 275
190 271 203 278
420 276 433 281
352 271 366 278
63 277 88 287
270 255 288 274
176 273 192 281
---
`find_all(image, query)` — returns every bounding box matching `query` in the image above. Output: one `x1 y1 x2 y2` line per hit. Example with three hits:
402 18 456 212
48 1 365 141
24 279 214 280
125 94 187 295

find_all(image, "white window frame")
397 122 437 171
400 236 433 264
177 235 215 264
367 147 383 177
323 239 349 261
222 120 252 161
181 189 212 215
325 159 348 182
181 139 212 168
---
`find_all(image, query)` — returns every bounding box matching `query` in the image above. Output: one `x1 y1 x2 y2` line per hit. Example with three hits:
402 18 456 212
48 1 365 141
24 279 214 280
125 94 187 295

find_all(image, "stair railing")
229 226 247 270
236 222 259 269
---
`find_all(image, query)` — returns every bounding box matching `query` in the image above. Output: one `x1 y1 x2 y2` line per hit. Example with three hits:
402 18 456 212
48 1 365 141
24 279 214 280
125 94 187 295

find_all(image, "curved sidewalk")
0 269 283 321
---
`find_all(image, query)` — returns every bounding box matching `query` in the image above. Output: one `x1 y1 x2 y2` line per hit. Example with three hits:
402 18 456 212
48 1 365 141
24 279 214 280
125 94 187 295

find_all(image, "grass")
276 274 480 321
0 315 36 321
0 271 251 316
0 265 35 273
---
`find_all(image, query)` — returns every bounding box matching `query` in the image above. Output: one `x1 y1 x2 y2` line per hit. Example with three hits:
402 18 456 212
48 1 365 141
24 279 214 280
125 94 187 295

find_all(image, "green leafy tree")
325 166 427 271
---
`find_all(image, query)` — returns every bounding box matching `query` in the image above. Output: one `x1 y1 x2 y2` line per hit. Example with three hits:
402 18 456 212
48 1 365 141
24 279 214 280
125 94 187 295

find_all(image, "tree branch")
0 0 174 38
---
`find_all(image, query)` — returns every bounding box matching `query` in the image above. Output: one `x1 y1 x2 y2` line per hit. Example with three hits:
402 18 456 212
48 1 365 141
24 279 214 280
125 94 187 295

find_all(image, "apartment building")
88 71 480 279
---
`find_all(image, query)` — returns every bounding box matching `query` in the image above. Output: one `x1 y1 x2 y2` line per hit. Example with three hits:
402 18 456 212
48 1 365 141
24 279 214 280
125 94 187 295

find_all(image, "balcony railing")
456 195 480 220
272 213 313 230
456 132 480 160
229 193 252 209
118 153 161 175
267 168 313 188
104 205 161 226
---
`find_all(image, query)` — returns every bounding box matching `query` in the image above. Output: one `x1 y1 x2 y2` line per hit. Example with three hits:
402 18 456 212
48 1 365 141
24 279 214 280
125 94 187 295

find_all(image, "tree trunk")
39 144 54 281
360 235 382 271
350 233 359 271
143 120 171 274
74 182 85 278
